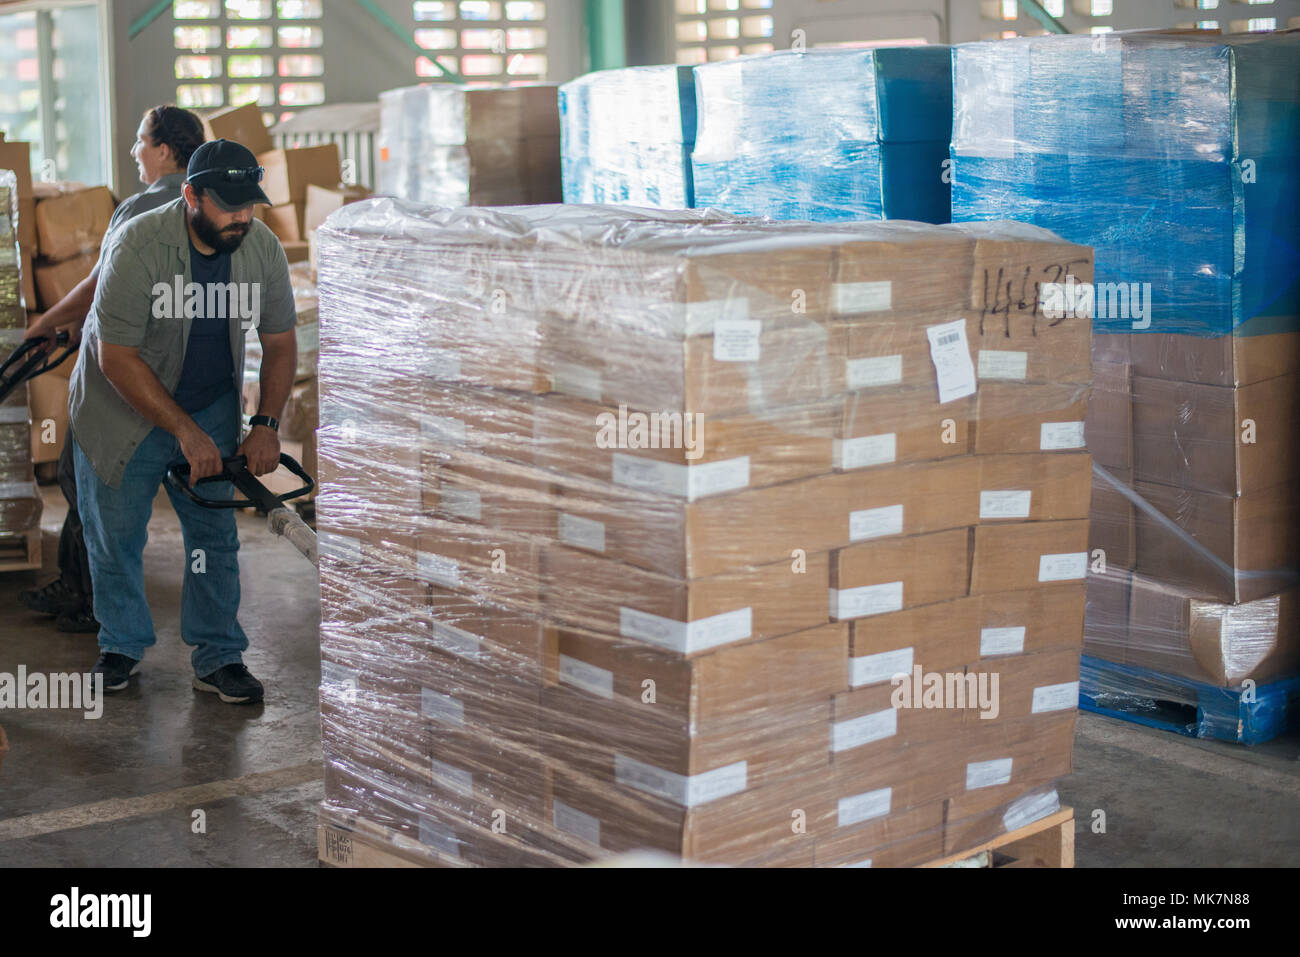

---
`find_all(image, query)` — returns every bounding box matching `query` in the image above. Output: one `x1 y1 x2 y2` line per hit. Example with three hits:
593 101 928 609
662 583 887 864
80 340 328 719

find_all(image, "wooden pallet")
318 812 462 869
0 529 41 573
921 807 1074 869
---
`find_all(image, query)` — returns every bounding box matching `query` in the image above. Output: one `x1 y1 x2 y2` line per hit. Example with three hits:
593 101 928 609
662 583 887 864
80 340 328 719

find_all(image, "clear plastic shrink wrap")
0 169 42 537
952 32 1300 697
691 48 953 223
559 66 697 209
314 199 1092 866
377 84 562 208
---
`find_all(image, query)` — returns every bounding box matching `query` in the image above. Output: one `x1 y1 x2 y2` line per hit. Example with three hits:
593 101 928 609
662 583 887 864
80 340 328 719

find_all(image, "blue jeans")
74 389 249 676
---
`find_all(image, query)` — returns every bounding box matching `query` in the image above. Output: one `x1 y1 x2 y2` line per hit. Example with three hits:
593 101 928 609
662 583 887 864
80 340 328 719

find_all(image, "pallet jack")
0 330 75 404
167 453 319 567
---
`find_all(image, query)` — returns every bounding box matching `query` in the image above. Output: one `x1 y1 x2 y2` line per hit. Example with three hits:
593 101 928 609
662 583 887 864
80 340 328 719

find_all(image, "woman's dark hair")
141 105 206 170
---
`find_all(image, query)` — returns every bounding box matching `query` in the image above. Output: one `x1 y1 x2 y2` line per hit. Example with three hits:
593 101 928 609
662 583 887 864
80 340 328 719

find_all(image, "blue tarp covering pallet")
1079 654 1300 745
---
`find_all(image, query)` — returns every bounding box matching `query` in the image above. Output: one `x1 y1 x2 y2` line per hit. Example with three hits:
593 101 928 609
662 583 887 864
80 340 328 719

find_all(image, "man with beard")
67 139 298 703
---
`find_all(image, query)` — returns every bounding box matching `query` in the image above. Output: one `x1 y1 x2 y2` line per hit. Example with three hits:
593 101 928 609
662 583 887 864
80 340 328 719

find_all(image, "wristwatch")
249 414 279 432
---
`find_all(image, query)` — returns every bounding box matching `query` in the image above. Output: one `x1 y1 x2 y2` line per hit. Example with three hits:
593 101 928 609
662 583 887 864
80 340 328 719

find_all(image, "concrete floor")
1 483 1297 867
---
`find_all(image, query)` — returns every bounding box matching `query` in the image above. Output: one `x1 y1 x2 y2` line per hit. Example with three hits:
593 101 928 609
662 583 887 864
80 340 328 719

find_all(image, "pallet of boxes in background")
311 199 1093 867
0 169 43 574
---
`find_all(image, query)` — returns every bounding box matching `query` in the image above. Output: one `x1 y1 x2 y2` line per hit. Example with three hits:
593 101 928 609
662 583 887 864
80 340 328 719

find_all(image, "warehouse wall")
107 0 585 199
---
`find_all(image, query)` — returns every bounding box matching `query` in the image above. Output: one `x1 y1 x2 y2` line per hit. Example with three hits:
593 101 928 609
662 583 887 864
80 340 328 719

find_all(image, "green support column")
585 0 626 72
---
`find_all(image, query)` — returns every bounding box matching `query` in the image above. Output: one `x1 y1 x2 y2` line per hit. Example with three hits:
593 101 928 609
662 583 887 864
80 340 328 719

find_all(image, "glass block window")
677 0 771 63
172 0 323 120
411 0 547 80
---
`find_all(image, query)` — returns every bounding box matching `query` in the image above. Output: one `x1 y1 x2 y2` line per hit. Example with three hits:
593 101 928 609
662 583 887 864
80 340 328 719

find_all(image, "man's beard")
188 202 249 254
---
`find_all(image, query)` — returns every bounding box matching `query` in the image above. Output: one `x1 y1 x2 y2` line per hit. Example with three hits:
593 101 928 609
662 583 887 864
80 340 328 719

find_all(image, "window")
677 0 773 62
172 0 324 120
411 0 547 80
1070 0 1112 15
1043 0 1065 15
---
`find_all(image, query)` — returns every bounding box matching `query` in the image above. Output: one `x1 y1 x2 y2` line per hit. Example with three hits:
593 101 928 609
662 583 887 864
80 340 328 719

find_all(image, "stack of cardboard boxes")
0 170 43 568
376 84 561 209
313 200 1093 866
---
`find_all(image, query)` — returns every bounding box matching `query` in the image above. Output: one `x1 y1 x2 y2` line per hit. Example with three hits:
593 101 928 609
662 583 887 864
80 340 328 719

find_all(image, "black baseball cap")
186 138 272 211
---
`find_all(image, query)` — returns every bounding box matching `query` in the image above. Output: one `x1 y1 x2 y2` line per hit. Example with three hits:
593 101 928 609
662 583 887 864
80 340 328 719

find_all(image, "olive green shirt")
68 198 296 488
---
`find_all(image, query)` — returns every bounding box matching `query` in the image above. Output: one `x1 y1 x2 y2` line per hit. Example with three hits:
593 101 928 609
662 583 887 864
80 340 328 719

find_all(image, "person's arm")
22 267 99 347
236 327 296 476
98 342 223 480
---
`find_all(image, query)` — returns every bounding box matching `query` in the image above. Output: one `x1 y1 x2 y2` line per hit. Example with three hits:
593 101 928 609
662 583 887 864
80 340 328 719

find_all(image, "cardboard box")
523 134 562 204
840 313 942 393
848 597 983 688
541 545 831 653
1082 568 1131 661
281 240 309 264
17 197 36 251
962 647 1079 726
975 453 1093 524
944 712 1075 821
0 140 34 198
831 683 964 767
204 102 274 154
532 394 836 494
831 738 966 820
830 527 971 621
550 470 847 579
970 519 1090 595
972 381 1090 455
419 384 537 465
965 227 1093 340
27 372 68 464
34 251 97 310
1133 480 1300 604
1129 330 1300 388
262 203 300 243
839 388 971 469
303 183 370 235
831 231 973 319
258 144 342 207
1089 464 1134 570
34 186 114 262
1131 374 1300 495
943 784 1063 856
400 523 542 613
1091 332 1130 366
813 803 945 867
839 456 979 544
1087 358 1132 470
421 449 556 537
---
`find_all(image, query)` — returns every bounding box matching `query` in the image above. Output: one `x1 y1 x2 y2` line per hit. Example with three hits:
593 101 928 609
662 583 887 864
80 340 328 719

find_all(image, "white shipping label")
849 504 904 542
417 816 460 858
926 318 977 404
417 551 461 588
678 298 751 337
966 757 1014 790
838 787 892 827
430 619 482 658
439 488 482 521
551 362 602 401
321 532 362 565
558 654 614 700
831 708 899 753
842 859 873 868
846 354 904 389
1003 789 1061 833
713 318 762 362
557 512 606 552
619 606 752 654
979 490 1032 520
430 758 474 798
849 647 914 688
420 688 465 726
1038 552 1087 582
614 755 747 807
419 414 467 445
980 626 1026 656
552 800 601 846
977 349 1029 380
832 281 892 314
832 581 904 620
320 661 359 703
835 433 897 470
688 457 750 500
422 347 461 381
1031 681 1079 714
1040 421 1086 450
611 453 750 500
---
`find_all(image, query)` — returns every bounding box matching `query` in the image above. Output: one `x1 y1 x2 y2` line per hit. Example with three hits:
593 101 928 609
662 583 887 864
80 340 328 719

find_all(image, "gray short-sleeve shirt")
68 197 297 487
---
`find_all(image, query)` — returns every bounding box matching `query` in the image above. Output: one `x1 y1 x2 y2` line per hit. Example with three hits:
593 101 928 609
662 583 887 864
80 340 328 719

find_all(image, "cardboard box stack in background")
952 32 1300 704
376 84 561 209
691 48 953 223
0 170 43 563
559 66 696 209
313 198 1092 866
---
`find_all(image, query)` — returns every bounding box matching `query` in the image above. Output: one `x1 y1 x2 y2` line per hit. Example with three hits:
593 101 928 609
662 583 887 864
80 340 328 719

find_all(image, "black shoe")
92 653 141 693
193 663 264 705
19 579 82 617
56 607 101 634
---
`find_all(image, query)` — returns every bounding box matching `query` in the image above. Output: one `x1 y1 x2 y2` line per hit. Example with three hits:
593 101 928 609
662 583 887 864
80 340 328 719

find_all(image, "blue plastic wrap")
559 65 696 209
690 48 953 223
951 32 1300 337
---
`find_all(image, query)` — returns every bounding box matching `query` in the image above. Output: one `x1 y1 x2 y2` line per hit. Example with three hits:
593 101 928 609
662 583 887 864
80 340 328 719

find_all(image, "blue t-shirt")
173 243 236 413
